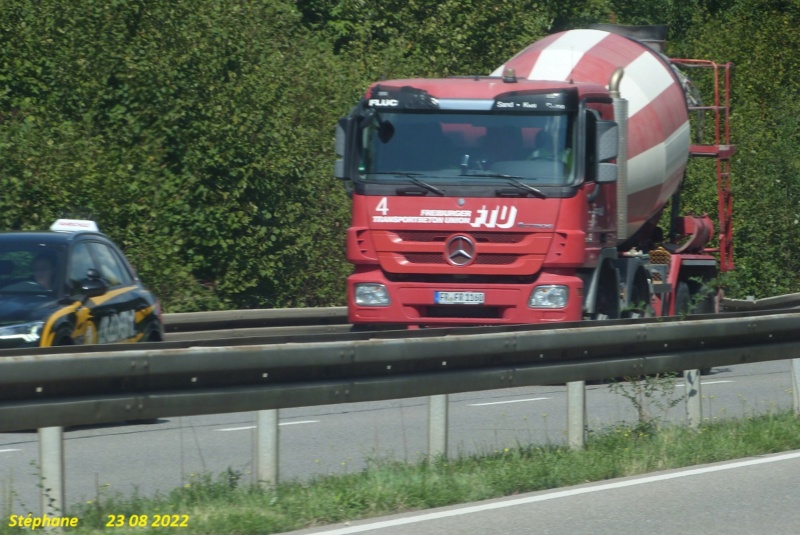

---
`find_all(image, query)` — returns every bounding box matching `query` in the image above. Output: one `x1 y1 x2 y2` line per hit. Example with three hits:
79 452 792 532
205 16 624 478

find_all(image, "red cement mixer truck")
334 24 734 328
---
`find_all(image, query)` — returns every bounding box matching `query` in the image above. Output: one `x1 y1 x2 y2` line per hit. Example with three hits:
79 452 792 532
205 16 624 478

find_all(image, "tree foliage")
0 0 354 310
0 0 798 310
678 0 800 296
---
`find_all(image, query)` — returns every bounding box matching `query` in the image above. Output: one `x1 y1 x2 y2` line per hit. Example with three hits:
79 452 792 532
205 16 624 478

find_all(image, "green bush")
1 0 799 309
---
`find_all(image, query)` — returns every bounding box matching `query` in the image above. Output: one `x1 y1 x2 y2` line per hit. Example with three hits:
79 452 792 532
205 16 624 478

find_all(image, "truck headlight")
0 321 44 343
529 285 568 308
354 283 391 306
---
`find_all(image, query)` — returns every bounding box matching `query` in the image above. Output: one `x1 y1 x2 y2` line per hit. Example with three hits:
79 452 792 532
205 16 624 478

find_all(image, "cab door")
65 241 99 344
68 240 141 344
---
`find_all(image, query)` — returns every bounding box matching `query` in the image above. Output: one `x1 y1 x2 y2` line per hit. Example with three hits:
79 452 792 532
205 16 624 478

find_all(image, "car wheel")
54 328 74 346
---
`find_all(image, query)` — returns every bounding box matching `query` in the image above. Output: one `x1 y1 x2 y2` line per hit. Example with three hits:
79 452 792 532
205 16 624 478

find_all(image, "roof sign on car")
50 219 100 232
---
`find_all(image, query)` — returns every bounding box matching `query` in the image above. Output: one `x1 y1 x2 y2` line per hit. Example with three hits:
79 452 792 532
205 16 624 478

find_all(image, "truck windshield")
360 111 574 186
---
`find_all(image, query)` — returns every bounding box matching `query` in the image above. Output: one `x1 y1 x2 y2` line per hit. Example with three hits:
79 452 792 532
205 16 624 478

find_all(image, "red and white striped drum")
493 29 690 239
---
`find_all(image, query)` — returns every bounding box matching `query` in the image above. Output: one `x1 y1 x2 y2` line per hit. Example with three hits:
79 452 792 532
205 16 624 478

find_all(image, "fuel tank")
492 26 691 240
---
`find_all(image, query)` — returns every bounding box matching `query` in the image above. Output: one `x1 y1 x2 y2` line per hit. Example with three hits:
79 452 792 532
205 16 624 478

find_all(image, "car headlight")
0 321 45 343
354 283 391 306
529 285 568 308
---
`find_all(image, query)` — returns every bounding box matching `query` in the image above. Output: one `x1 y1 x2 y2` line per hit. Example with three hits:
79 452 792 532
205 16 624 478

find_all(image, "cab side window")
89 242 132 287
68 243 95 294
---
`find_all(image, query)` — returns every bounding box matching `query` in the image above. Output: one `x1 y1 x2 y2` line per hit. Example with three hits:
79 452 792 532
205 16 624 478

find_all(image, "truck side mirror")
597 163 617 183
334 117 352 180
595 120 618 183
596 120 618 162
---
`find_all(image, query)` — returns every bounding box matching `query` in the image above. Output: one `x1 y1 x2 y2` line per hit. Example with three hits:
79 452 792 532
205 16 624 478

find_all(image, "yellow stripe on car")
39 301 82 347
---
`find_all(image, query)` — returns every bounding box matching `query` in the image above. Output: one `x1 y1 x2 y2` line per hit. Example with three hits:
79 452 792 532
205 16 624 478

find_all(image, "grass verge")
3 411 800 534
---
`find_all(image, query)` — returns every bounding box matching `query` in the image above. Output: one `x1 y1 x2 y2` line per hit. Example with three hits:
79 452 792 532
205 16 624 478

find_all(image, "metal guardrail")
163 306 350 340
722 293 800 312
6 311 800 519
4 312 800 432
155 293 800 340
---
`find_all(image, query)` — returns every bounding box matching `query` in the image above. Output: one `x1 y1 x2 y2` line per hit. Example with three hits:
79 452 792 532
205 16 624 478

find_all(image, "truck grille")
404 253 517 265
395 231 524 244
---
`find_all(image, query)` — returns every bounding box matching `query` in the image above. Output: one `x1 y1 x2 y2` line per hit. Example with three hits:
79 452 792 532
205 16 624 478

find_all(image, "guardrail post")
428 394 448 459
792 359 800 416
255 410 279 487
567 381 586 449
38 427 65 522
684 369 702 428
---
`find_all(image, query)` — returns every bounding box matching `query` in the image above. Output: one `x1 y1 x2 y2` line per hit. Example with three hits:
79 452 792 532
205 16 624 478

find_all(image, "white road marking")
280 420 320 426
312 451 800 534
677 380 734 387
216 420 319 432
468 397 550 407
0 449 21 454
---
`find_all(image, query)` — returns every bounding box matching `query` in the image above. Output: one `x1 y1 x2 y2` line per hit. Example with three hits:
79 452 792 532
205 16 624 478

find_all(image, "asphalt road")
285 450 800 535
0 360 795 517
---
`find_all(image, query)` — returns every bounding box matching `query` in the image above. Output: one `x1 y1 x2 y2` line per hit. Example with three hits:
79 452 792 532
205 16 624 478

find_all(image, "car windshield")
359 111 574 185
0 243 65 295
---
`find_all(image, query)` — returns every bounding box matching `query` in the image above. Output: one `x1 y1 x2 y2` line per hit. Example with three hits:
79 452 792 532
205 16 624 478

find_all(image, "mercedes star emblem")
445 235 476 267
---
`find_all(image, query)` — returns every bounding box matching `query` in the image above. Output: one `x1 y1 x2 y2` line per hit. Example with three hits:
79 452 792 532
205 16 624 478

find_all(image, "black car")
0 220 163 349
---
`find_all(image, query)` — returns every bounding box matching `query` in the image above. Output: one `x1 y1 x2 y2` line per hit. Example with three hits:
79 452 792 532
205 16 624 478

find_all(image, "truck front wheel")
592 264 621 320
675 282 691 317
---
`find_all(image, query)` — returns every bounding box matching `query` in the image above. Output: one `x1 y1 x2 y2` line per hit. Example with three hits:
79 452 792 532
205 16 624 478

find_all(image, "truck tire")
675 281 712 374
676 281 716 315
622 268 654 319
675 282 691 317
691 286 716 315
592 264 621 320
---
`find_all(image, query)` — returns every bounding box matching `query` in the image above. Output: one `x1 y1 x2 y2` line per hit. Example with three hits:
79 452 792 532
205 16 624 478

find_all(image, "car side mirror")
81 268 107 298
81 278 107 298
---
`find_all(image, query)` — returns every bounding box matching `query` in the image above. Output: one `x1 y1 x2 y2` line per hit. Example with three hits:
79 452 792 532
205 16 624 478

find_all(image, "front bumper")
347 272 583 326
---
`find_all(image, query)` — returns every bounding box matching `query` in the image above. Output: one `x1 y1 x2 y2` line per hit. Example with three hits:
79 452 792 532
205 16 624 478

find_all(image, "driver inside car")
31 253 56 291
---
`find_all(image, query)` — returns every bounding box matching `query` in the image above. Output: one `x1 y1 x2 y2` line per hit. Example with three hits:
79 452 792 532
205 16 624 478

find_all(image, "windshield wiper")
467 173 546 198
384 172 446 196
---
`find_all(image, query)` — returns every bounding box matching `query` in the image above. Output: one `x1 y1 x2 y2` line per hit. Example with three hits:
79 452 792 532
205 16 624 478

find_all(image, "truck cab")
335 76 620 327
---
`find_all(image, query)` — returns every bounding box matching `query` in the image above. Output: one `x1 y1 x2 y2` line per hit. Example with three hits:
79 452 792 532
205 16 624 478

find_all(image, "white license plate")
435 291 485 305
